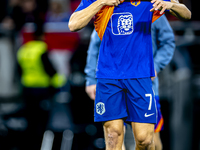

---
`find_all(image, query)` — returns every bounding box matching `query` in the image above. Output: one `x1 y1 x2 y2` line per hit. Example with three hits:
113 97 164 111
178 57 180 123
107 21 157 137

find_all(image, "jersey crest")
96 102 106 115
130 0 141 6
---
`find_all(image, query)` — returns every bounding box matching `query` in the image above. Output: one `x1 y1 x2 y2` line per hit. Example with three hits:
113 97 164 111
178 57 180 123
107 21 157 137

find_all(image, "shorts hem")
126 119 156 124
94 115 128 122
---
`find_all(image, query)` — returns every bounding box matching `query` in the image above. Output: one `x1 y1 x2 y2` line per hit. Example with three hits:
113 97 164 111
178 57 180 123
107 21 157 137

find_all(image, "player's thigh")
131 122 155 143
103 119 125 140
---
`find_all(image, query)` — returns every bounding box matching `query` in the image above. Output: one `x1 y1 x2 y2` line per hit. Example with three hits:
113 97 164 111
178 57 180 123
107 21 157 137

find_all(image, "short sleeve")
75 0 95 12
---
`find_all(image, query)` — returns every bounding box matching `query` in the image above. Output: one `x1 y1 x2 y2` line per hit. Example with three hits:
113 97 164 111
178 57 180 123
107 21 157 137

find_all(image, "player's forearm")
68 1 105 32
151 0 191 20
169 3 191 20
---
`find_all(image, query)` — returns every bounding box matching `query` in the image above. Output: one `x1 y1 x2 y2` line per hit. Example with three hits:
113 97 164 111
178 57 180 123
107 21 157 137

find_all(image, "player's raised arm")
150 0 191 20
68 0 120 32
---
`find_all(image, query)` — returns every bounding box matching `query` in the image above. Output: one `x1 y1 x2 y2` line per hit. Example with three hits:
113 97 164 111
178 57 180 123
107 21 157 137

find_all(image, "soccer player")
68 0 191 149
85 14 175 150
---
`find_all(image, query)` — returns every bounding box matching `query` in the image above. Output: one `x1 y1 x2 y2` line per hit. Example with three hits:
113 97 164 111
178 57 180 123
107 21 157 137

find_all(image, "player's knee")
136 132 154 147
107 127 122 139
107 130 122 148
107 132 119 145
105 126 123 147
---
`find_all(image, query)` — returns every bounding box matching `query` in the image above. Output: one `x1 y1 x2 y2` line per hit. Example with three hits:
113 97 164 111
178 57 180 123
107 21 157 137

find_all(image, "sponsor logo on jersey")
130 0 141 6
111 12 134 35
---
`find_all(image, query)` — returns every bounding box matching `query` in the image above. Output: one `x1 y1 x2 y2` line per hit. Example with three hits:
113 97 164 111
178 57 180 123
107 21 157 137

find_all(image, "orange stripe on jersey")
155 116 164 132
94 6 114 41
152 10 165 23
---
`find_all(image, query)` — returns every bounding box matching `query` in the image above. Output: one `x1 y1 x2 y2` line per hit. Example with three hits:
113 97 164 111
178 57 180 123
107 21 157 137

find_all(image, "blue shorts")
94 78 157 123
154 96 164 132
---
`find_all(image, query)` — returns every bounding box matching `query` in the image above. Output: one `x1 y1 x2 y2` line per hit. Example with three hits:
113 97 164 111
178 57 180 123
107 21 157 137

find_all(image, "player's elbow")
172 4 192 21
185 11 192 20
68 16 82 32
182 12 191 21
68 13 79 32
181 7 192 20
68 21 78 32
176 11 191 21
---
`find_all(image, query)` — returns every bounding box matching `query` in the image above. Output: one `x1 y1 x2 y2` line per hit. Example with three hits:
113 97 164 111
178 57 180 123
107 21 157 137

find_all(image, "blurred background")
0 0 199 150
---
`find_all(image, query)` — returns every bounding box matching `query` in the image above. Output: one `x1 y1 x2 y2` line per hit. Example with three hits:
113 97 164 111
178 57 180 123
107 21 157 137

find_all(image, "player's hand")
151 70 157 81
100 0 121 6
85 84 96 100
150 0 174 14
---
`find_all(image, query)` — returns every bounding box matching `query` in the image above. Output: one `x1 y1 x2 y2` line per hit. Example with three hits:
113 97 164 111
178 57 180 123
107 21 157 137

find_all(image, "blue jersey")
76 0 170 79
